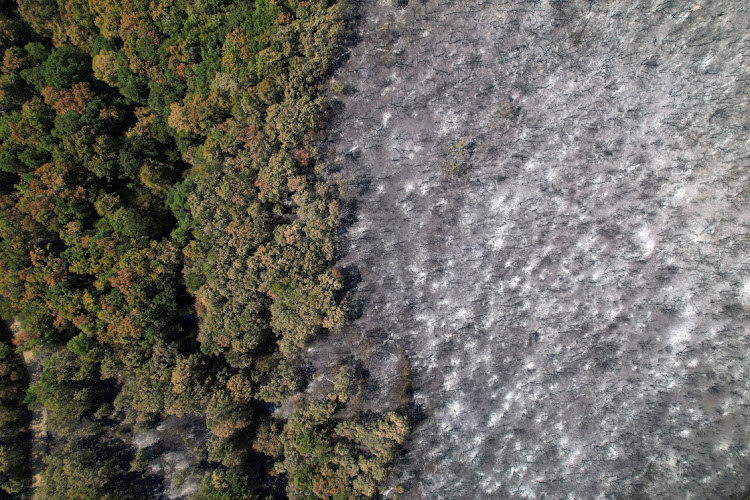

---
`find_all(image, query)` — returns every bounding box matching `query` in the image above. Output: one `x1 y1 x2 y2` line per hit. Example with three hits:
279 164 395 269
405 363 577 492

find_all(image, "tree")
38 433 140 500
277 368 410 499
0 332 31 497
42 47 89 88
27 348 99 433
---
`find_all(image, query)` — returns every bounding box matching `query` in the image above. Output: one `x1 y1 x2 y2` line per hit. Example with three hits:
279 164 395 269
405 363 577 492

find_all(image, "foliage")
26 348 103 433
37 433 142 500
194 466 259 500
0 329 31 497
0 0 409 498
275 367 410 499
442 138 473 178
129 447 148 473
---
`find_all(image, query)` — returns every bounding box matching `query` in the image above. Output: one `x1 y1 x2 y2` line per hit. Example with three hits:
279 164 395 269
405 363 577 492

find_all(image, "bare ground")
308 0 750 497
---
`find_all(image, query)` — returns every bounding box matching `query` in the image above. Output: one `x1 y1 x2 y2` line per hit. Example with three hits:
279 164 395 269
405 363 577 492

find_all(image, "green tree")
38 433 140 500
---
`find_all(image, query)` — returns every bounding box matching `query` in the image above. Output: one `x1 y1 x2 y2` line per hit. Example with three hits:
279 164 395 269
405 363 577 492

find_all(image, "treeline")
0 326 30 497
0 0 408 497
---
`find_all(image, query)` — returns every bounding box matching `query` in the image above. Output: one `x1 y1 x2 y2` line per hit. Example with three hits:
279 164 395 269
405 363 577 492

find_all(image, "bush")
130 447 148 472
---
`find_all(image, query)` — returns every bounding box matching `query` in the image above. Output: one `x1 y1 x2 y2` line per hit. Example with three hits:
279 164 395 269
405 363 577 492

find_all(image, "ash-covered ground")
310 0 750 497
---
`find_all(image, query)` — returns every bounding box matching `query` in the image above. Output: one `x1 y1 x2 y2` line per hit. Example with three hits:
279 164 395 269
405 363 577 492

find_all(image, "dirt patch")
311 0 750 497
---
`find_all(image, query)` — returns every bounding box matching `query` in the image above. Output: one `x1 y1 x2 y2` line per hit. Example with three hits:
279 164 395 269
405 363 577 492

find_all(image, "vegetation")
38 432 144 500
0 0 409 497
442 138 473 178
0 328 31 497
275 367 409 499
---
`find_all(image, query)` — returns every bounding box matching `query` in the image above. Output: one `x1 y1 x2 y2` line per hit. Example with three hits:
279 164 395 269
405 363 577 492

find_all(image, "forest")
0 0 409 497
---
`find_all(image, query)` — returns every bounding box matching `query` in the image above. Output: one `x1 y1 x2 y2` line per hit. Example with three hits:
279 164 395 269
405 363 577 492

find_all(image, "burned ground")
307 0 750 497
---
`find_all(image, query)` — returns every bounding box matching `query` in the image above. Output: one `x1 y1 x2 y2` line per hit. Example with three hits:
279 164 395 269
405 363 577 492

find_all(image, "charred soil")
309 0 750 497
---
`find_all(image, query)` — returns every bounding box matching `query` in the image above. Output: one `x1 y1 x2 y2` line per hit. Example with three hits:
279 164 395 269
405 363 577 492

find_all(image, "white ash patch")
321 0 750 497
134 430 160 449
739 278 750 309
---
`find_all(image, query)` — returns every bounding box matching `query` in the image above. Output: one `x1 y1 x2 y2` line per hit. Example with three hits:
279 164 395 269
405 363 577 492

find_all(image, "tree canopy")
0 0 409 497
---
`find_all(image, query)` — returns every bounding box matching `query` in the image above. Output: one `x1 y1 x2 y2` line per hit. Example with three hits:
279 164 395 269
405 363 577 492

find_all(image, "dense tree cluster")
0 328 30 497
274 367 409 499
0 0 409 496
37 432 144 500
